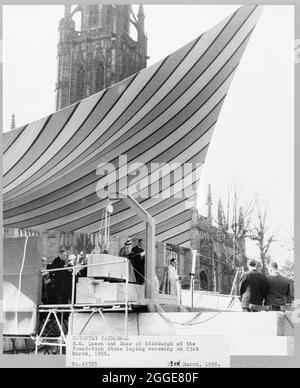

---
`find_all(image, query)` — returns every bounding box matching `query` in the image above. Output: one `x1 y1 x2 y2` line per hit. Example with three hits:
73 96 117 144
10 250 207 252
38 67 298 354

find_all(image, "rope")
130 265 158 293
130 261 240 328
98 209 105 248
16 236 29 335
157 310 223 327
157 294 241 328
107 212 111 251
136 313 140 335
158 296 239 326
284 314 295 330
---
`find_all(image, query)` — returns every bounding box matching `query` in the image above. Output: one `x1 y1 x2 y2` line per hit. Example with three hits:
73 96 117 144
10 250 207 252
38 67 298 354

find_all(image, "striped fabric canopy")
3 6 262 245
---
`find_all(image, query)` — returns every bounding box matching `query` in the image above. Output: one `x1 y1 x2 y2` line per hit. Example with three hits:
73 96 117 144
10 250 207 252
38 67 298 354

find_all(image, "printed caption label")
66 335 230 368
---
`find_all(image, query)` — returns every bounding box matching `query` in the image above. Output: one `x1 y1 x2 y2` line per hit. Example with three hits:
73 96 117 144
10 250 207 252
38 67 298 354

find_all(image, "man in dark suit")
239 259 268 312
128 239 145 284
265 262 290 311
48 248 72 305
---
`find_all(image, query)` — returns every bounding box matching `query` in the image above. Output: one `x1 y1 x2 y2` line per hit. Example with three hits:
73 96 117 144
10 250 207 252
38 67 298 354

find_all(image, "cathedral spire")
64 5 71 18
238 206 245 233
218 199 224 227
10 113 16 130
206 184 212 224
137 4 147 69
138 4 145 14
137 4 145 32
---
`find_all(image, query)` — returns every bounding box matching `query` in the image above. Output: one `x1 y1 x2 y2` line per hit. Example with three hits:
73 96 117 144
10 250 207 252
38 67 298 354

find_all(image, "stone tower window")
76 64 85 101
95 62 105 92
105 5 113 30
89 5 99 26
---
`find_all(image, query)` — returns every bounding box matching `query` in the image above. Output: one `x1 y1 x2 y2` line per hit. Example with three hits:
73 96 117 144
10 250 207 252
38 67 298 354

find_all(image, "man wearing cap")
129 239 145 284
119 239 133 258
119 239 138 282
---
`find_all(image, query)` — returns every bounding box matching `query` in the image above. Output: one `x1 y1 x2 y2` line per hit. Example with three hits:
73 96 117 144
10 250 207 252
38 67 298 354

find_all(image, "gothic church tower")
56 4 147 111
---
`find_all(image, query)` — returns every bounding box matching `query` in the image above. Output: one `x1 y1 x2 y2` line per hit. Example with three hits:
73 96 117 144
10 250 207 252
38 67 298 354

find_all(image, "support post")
230 267 240 296
123 195 156 302
124 259 129 336
70 267 76 335
190 249 197 308
146 222 156 300
190 274 194 308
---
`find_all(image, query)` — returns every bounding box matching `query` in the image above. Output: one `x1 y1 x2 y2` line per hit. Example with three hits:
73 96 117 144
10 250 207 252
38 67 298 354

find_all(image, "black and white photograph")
0 2 297 368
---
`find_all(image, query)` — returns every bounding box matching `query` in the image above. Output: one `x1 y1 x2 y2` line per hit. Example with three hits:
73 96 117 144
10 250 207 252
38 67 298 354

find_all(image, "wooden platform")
70 311 294 337
70 311 294 355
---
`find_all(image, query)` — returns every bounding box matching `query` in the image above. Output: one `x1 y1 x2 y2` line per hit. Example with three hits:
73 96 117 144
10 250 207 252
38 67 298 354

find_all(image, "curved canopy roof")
3 5 263 245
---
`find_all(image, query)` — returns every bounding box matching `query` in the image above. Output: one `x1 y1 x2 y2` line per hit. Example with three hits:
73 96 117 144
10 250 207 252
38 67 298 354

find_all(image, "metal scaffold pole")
190 250 197 308
70 267 76 335
125 259 129 336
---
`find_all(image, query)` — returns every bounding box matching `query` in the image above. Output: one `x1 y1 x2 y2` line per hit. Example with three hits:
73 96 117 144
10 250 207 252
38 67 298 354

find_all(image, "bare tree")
207 182 280 276
280 259 294 280
248 209 276 274
215 187 257 267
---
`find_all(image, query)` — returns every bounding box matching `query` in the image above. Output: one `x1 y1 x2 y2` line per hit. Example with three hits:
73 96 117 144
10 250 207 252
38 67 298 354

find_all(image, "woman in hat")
119 238 133 258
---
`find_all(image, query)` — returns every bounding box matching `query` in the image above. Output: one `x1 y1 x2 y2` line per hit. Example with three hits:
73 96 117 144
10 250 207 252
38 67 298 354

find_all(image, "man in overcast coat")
239 259 269 312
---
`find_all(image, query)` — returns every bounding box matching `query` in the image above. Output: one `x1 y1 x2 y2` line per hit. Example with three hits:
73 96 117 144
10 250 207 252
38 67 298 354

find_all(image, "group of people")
41 239 146 305
119 238 180 294
239 259 291 312
42 241 290 312
41 248 87 305
119 238 146 284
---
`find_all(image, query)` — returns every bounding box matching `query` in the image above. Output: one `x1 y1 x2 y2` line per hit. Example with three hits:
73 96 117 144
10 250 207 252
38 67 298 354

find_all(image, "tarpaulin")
3 237 42 335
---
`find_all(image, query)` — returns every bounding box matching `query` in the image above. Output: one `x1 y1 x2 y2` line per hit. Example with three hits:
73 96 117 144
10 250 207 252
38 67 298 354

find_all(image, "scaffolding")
34 258 132 354
3 194 158 355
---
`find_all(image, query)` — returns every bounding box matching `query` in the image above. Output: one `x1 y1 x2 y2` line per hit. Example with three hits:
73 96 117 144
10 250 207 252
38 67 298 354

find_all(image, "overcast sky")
3 5 294 265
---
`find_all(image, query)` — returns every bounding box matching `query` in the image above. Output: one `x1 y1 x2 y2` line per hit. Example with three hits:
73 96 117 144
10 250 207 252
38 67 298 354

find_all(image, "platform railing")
37 258 130 353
